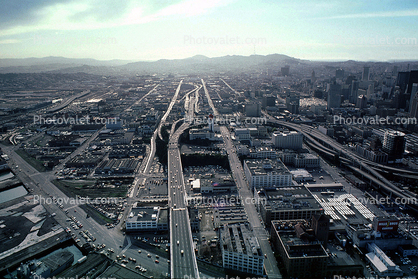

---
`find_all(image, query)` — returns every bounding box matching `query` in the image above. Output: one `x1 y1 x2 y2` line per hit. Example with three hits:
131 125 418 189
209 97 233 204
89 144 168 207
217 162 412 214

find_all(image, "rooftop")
259 186 322 212
127 206 159 222
221 222 262 257
272 220 328 258
245 159 290 176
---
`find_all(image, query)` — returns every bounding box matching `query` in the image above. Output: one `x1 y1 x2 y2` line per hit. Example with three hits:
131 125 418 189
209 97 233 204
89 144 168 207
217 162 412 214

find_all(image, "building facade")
220 223 264 276
244 159 292 189
272 131 303 150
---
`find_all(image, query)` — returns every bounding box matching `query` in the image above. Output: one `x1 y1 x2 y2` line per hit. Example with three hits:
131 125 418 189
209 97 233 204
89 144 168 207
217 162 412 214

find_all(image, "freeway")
168 83 200 278
47 90 91 113
0 83 184 278
158 80 183 141
202 79 282 279
264 115 418 211
168 122 199 279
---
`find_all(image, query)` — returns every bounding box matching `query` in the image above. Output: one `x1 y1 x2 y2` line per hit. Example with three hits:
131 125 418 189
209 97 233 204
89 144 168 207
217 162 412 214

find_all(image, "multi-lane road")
168 123 199 279
264 115 418 212
202 79 282 279
167 83 200 278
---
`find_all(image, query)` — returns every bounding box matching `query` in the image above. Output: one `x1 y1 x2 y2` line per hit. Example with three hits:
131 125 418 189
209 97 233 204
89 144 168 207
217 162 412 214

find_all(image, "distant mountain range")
0 54 302 74
0 54 416 75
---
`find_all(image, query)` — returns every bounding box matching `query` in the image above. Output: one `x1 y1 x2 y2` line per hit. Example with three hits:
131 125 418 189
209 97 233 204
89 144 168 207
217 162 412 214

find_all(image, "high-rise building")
395 70 418 111
367 83 374 100
350 80 359 104
286 92 300 114
262 94 276 108
363 66 370 81
383 130 406 161
336 69 344 79
356 95 367 109
393 65 398 76
327 82 341 110
311 70 316 83
409 83 418 119
245 102 261 117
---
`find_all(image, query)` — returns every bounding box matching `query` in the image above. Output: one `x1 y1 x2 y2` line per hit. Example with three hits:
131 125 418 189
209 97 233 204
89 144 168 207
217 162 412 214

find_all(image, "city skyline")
1 0 418 61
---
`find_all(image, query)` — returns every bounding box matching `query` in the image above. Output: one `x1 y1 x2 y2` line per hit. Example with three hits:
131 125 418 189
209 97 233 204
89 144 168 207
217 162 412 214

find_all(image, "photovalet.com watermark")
333 115 417 126
33 195 123 206
185 195 267 207
184 115 267 126
334 35 418 46
33 115 121 125
357 195 418 206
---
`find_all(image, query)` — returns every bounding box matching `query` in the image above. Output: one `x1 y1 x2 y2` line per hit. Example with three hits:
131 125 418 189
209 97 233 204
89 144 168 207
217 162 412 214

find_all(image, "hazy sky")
1 0 417 61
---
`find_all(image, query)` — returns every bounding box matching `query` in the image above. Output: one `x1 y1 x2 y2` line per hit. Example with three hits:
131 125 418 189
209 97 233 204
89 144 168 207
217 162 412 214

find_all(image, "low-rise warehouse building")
125 205 168 232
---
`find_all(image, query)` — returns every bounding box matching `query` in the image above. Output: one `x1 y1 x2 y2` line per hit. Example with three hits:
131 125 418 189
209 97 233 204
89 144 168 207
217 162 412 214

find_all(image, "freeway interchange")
265 115 418 213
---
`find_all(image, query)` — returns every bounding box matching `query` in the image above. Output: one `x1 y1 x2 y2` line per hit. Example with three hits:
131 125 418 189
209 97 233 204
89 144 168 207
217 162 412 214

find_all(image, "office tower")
397 70 418 111
281 65 290 76
341 84 350 101
345 75 356 85
393 66 398 75
245 102 261 117
356 95 367 109
409 83 418 119
383 130 406 161
350 80 359 104
336 69 344 79
262 94 276 108
327 82 341 110
367 83 374 100
311 70 316 83
362 66 370 81
286 92 300 114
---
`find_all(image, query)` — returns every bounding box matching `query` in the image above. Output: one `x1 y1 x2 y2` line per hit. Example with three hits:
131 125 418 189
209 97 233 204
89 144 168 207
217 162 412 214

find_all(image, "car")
147 254 151 257
177 240 179 245
155 260 159 263
181 250 184 255
138 250 142 253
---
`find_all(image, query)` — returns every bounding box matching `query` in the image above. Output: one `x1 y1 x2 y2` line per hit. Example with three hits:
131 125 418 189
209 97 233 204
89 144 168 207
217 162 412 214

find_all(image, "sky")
0 0 418 61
